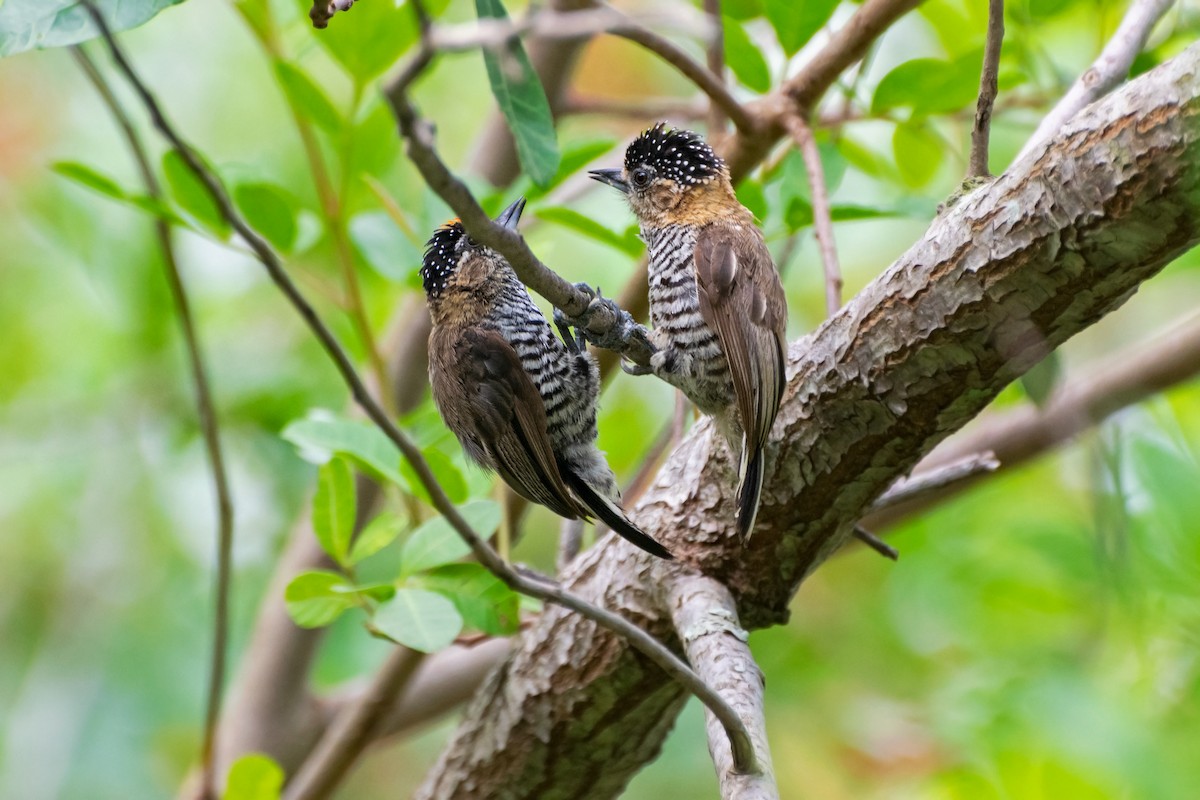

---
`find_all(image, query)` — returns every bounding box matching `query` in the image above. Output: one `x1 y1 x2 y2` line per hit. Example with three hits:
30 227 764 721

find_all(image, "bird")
420 197 673 560
588 123 788 540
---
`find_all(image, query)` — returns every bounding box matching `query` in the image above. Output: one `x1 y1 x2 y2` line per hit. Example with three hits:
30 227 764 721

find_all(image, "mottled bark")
419 45 1200 799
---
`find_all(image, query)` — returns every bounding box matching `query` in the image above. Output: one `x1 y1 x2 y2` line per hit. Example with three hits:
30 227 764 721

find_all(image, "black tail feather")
562 471 673 560
737 445 765 541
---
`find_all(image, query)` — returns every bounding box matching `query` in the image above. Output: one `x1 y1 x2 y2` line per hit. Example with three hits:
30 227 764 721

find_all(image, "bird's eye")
631 167 652 188
466 236 478 247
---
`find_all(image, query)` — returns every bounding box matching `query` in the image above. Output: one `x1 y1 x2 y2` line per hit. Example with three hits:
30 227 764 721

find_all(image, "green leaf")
313 457 356 567
892 120 943 188
282 417 410 491
736 178 768 222
0 0 185 57
525 139 618 200
346 99 402 179
400 499 501 577
233 182 297 252
349 511 406 564
284 570 356 628
723 17 771 93
399 446 469 505
349 211 422 282
723 0 764 21
306 0 419 83
418 563 520 635
535 207 643 257
223 753 283 800
872 51 984 115
162 149 230 238
1020 350 1061 408
272 60 343 134
52 161 128 201
373 588 464 652
475 0 560 186
764 0 839 56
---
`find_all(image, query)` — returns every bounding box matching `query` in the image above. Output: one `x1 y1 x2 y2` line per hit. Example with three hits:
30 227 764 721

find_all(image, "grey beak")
494 196 527 231
588 168 629 194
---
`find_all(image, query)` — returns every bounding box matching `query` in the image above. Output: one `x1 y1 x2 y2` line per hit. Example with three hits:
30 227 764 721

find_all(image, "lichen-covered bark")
418 46 1200 799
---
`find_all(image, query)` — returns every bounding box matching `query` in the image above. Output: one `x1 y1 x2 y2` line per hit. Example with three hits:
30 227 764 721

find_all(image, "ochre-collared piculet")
590 123 788 540
420 197 672 560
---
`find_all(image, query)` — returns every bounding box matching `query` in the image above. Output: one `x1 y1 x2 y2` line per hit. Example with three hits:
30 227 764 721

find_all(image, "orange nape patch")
438 218 462 230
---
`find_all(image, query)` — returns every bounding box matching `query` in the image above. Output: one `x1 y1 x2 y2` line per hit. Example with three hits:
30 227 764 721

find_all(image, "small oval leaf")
373 588 464 653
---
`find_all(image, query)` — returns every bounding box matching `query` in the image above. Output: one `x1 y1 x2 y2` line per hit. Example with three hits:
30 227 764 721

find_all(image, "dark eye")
466 236 478 247
631 167 652 188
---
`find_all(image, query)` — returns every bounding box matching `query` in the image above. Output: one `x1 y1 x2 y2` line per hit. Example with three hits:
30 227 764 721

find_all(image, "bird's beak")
588 168 629 194
494 196 527 231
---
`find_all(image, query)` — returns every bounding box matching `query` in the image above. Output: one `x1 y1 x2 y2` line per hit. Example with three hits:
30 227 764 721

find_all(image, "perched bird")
420 197 672 560
589 123 787 540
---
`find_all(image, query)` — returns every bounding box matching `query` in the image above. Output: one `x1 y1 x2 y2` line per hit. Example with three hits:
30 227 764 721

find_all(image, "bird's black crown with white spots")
625 123 725 187
421 219 468 298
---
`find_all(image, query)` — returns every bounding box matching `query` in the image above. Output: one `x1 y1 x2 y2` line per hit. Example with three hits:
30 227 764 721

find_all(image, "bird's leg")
557 283 657 362
553 309 583 354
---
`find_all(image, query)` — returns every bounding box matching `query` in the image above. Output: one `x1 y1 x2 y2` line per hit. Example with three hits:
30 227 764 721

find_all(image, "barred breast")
645 224 733 415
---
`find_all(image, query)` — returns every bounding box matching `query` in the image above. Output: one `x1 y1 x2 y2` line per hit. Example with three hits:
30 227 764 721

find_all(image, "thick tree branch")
420 44 1200 798
69 45 236 800
1019 0 1174 160
666 573 777 800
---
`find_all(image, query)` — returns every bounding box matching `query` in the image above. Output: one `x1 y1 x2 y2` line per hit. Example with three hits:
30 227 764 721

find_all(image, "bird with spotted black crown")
420 197 673 560
588 123 788 541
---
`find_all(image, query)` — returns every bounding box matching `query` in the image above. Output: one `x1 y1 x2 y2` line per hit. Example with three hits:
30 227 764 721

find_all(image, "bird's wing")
693 222 788 465
430 326 583 520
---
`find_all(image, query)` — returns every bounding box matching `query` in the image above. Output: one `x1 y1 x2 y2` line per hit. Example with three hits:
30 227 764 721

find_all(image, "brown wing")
429 326 582 520
693 222 788 465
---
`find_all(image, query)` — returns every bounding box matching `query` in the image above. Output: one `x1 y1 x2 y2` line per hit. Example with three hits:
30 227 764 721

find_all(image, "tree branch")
783 114 842 316
69 45 236 800
704 0 727 132
1018 0 1174 160
666 573 777 800
968 0 1004 178
81 1 755 776
418 44 1200 797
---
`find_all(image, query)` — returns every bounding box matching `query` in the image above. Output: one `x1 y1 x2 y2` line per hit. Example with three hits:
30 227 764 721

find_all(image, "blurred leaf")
722 0 764 21
873 51 984 115
893 120 943 188
52 161 128 201
162 149 230 238
784 197 895 231
1020 350 1061 407
400 499 501 577
223 753 283 800
313 456 356 567
736 178 768 221
0 0 185 56
233 182 297 252
475 0 560 186
349 211 422 282
282 417 411 491
272 60 343 134
373 587 463 652
784 196 814 231
536 207 643 256
764 0 839 56
399 446 468 505
284 570 356 628
349 511 405 564
525 138 618 200
724 17 771 92
836 135 896 180
305 0 443 83
346 99 402 178
417 563 520 635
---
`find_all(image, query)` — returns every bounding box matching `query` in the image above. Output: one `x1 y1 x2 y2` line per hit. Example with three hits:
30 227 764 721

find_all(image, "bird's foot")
557 283 657 366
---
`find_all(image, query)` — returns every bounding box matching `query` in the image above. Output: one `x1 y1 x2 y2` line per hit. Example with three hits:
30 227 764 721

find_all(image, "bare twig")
285 649 425 800
666 574 776 798
83 2 756 774
309 0 357 29
703 0 727 133
969 0 1005 177
69 45 235 800
871 452 1001 511
851 525 899 561
1018 0 1174 160
783 114 842 316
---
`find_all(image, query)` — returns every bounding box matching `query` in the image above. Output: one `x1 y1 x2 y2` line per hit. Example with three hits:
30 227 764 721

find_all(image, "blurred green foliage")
1 0 1199 798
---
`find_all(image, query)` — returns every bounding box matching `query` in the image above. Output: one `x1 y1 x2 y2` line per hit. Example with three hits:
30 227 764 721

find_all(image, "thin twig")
784 114 842 315
851 525 899 561
82 1 756 775
703 0 727 133
1018 0 1173 160
284 648 425 800
969 0 1004 178
870 452 1000 511
69 44 235 800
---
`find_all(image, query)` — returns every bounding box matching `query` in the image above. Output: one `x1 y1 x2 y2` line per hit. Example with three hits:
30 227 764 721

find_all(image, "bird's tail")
562 469 673 560
736 437 765 542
